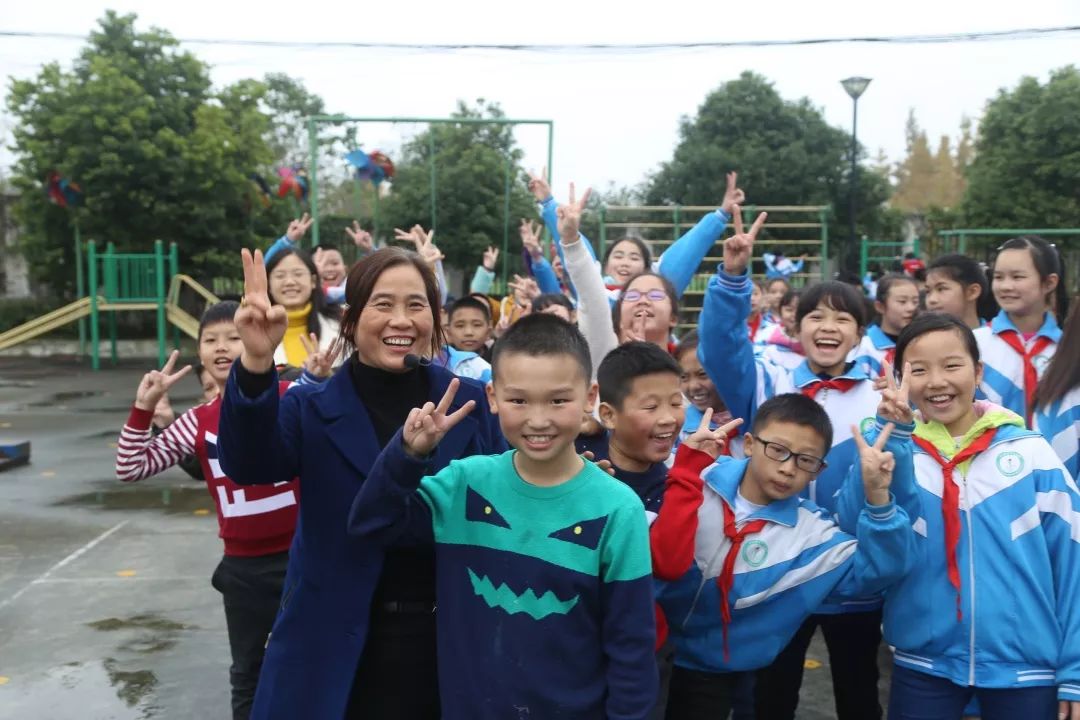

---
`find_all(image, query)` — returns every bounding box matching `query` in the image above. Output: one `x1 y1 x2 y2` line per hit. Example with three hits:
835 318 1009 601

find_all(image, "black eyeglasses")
755 437 827 473
622 288 668 303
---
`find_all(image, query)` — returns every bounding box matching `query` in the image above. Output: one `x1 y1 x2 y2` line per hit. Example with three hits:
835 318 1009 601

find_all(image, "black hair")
779 288 801 309
751 393 833 453
491 313 591 383
597 341 682 409
265 247 339 339
531 292 575 316
673 329 699 362
448 296 492 323
796 281 867 329
611 271 680 337
198 300 239 341
875 273 919 304
895 312 980 373
994 236 1068 319
927 253 997 321
1035 295 1080 410
602 236 653 270
313 242 341 254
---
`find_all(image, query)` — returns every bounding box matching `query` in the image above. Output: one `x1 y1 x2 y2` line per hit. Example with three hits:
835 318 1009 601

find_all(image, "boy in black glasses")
651 393 914 719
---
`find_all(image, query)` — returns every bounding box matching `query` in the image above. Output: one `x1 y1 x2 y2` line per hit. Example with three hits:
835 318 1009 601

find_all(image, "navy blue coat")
218 361 505 719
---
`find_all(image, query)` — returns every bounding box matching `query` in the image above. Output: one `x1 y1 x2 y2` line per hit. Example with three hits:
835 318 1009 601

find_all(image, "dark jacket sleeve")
347 429 437 546
218 362 301 486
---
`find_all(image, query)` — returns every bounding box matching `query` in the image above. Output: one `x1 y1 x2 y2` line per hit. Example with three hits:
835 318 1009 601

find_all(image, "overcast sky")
2 1 1079 198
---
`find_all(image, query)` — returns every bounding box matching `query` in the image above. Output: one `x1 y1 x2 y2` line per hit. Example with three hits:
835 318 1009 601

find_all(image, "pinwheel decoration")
346 149 395 185
45 172 84 209
276 165 310 201
249 173 273 208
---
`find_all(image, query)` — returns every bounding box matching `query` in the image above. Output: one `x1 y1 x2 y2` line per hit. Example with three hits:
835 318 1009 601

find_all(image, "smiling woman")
215 246 505 720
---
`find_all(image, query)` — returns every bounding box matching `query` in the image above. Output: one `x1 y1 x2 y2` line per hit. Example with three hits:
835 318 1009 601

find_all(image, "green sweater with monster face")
349 439 658 720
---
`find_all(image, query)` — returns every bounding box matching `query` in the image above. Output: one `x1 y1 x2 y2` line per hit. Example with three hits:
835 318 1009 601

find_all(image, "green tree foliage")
379 100 537 272
963 66 1080 231
5 12 282 292
643 71 892 262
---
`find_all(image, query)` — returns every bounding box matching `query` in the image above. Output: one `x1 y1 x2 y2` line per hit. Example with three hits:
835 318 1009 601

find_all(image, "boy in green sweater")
348 313 658 719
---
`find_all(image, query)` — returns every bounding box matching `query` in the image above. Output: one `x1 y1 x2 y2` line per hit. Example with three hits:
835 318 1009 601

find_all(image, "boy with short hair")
441 296 495 381
576 341 685 517
651 393 913 719
349 313 658 719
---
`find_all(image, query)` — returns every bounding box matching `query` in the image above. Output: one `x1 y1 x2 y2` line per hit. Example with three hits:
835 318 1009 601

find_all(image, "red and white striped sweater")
115 386 299 557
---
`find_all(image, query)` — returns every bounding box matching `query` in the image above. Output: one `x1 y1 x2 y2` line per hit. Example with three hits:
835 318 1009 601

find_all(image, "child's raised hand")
526 166 551 203
345 221 373 253
853 422 895 506
300 333 342 378
555 182 590 243
519 219 544 260
152 393 176 429
684 408 745 459
581 450 616 477
722 205 767 276
482 246 499 271
402 379 477 458
237 249 288 371
286 212 313 242
720 171 746 216
135 350 193 412
878 360 914 425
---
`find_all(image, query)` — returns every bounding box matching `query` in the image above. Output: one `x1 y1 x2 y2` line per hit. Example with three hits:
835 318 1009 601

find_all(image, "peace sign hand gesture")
402 379 477 458
878 360 914 425
345 221 373 253
720 171 746 216
555 182 591 244
853 422 896 507
482 246 499 272
519 219 544 260
237 248 288 372
723 205 767 276
286 212 314 243
684 408 744 459
526 166 552 203
300 333 343 379
135 350 193 412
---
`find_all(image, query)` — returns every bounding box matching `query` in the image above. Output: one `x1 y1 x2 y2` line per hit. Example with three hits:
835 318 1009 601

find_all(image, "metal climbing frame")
305 115 554 285
860 237 920 278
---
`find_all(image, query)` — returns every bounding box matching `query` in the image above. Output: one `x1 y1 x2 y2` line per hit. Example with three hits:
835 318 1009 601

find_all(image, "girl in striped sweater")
114 301 332 719
1034 295 1080 481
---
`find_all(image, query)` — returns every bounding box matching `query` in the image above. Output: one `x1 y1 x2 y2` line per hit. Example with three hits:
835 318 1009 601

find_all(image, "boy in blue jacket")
349 314 657 720
651 393 913 719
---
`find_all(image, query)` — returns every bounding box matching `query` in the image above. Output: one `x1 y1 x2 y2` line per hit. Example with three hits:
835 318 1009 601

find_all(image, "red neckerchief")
717 502 768 660
801 377 858 399
879 348 896 377
748 314 762 339
912 428 998 621
997 330 1053 425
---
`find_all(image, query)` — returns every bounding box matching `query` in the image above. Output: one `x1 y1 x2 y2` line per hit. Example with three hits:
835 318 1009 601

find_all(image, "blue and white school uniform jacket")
1035 385 1080 486
698 269 879 514
679 404 745 458
653 447 912 673
438 346 491 384
850 323 894 377
974 310 1060 424
837 409 1080 702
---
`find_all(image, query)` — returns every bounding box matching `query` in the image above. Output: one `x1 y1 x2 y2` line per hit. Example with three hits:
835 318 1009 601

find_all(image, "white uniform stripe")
733 539 856 610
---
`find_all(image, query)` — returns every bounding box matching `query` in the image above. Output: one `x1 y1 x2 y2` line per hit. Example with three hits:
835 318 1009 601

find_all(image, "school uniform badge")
995 451 1024 477
742 539 769 567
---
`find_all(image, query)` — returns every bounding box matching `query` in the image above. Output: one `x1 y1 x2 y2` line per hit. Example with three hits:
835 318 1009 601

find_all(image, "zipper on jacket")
963 472 977 686
683 538 731 629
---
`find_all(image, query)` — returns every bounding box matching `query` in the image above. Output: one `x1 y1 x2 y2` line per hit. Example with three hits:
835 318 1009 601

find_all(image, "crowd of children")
113 168 1080 720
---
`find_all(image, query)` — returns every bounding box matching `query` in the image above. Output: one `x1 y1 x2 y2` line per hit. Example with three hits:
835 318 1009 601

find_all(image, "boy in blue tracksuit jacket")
838 312 1080 719
697 213 892 718
651 394 913 719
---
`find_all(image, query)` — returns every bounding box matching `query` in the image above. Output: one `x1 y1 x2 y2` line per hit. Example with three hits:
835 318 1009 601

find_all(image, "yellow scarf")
282 303 312 366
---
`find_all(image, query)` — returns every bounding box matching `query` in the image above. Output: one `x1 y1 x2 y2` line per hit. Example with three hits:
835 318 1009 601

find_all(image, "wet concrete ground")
0 356 890 719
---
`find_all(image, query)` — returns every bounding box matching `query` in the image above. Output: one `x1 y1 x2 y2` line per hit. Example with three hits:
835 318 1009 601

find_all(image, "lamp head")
841 77 872 100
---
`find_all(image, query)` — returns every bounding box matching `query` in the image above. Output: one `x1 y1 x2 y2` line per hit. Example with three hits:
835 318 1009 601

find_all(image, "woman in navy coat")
218 246 504 719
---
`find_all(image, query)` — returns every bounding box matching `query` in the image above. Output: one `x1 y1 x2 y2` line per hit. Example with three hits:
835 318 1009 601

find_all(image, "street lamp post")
841 76 871 270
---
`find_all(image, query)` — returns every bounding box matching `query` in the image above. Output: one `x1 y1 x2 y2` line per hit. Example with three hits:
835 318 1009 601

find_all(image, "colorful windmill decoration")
276 165 310 202
45 172 84 209
346 149 395 185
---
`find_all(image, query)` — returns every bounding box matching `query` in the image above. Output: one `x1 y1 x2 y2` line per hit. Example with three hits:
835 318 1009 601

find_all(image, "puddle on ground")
0 659 160 718
88 615 191 634
27 389 106 406
55 485 213 515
